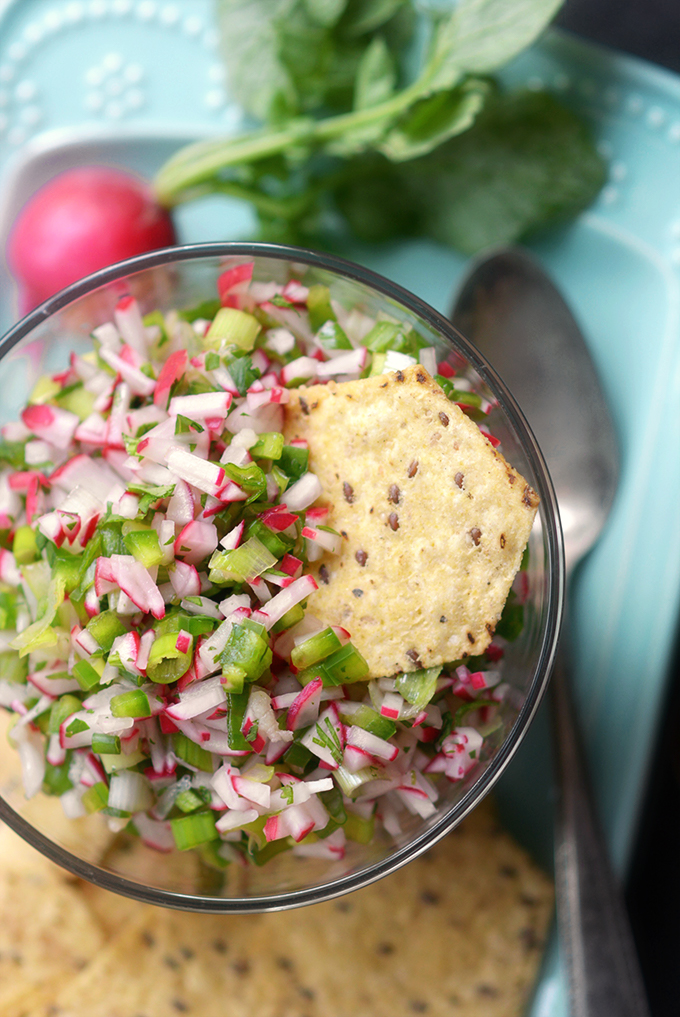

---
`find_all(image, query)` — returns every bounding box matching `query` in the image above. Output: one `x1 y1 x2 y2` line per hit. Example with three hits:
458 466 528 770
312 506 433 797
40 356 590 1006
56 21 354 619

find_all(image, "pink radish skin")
154 350 188 409
7 166 176 313
286 677 323 732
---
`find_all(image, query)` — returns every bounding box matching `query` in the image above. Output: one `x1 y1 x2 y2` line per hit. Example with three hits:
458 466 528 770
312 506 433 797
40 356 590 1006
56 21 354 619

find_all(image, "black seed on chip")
352 588 364 598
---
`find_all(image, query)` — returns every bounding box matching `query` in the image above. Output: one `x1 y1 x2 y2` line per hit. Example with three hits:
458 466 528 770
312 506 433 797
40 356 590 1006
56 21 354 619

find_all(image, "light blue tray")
1 3 680 1015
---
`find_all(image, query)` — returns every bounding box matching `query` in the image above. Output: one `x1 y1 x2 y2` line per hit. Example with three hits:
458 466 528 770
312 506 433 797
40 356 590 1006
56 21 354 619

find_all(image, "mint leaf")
414 89 607 253
340 0 409 37
380 78 490 161
303 0 347 28
354 36 396 110
217 0 299 122
421 0 563 93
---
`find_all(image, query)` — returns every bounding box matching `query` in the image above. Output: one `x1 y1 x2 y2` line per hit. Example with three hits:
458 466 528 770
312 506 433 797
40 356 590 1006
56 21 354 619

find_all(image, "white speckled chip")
284 366 539 678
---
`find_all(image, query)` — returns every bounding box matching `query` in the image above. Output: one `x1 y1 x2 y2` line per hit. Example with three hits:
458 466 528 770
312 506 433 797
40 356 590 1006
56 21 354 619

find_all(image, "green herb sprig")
154 0 605 254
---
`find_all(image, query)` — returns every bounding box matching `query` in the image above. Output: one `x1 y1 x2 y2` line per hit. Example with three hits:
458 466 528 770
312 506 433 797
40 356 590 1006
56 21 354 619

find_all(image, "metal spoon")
451 247 650 1017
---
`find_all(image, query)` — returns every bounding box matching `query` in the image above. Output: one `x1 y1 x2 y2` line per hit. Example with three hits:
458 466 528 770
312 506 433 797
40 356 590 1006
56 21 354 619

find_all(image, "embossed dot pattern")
0 1 677 262
0 0 240 142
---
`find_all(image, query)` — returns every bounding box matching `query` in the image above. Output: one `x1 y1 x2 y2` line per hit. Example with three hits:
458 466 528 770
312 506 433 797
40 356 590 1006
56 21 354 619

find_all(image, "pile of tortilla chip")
0 796 553 1017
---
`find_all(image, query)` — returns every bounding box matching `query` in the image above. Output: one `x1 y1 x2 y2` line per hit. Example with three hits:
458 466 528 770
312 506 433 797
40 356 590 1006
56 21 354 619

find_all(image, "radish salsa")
0 263 525 866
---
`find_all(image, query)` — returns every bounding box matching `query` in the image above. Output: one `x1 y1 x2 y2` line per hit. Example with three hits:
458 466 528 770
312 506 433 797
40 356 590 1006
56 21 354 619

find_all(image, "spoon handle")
552 641 650 1017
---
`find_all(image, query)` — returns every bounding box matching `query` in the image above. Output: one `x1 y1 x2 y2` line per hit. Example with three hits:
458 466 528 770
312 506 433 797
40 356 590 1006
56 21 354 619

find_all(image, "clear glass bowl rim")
0 241 565 913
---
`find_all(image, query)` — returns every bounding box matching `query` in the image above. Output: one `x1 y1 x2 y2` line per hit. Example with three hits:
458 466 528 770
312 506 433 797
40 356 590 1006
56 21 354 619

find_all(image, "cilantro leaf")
228 355 261 396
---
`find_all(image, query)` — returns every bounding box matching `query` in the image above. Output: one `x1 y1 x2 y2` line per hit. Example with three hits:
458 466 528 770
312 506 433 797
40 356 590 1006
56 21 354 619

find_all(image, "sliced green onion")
175 788 205 813
316 319 352 350
282 740 315 773
334 763 380 798
110 689 152 719
225 691 251 751
171 810 218 850
12 525 39 564
209 536 276 585
306 284 336 332
344 811 375 844
42 757 73 796
291 626 342 669
146 632 193 684
48 694 82 735
72 658 103 692
172 732 213 772
220 622 272 682
395 666 441 711
123 528 164 568
245 519 291 559
205 307 260 351
85 610 128 652
338 703 397 740
82 781 109 814
249 431 284 460
91 732 121 755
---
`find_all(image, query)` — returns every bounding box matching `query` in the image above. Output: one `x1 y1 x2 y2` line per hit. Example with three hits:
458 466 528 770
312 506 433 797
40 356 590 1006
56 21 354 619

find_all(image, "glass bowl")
0 242 563 912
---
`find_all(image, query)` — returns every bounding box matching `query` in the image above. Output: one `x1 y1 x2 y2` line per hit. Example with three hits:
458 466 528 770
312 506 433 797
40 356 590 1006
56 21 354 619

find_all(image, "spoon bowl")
452 246 649 1017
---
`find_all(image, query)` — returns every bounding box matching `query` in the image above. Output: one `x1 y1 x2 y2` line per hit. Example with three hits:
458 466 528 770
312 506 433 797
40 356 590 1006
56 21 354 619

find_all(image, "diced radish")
219 520 244 551
99 347 156 398
217 262 254 304
232 775 270 809
315 347 368 377
251 574 318 630
174 520 218 566
380 692 404 720
154 350 188 409
166 447 225 497
280 356 318 385
264 802 316 843
286 677 323 731
302 525 342 554
21 404 79 450
246 387 289 412
259 505 298 532
346 725 399 762
133 813 175 852
109 554 165 619
0 549 21 586
418 347 438 375
280 473 322 511
169 560 201 598
215 807 259 833
166 478 195 526
166 675 226 721
169 391 232 420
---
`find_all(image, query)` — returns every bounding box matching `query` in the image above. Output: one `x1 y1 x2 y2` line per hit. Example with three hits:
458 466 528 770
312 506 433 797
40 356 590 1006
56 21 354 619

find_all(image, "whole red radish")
7 166 176 314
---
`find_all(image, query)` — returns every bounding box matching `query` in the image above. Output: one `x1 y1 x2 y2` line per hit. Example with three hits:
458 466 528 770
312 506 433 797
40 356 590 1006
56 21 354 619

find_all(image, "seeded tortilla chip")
0 835 106 1017
284 366 538 677
21 798 553 1017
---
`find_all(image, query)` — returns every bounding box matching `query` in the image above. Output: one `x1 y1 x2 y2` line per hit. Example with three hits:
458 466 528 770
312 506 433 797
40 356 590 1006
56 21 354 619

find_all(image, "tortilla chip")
22 798 552 1017
0 846 106 1017
284 366 538 677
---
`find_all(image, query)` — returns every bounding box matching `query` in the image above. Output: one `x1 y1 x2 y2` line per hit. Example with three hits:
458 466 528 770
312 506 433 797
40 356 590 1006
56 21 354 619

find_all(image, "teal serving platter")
1 3 680 1015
